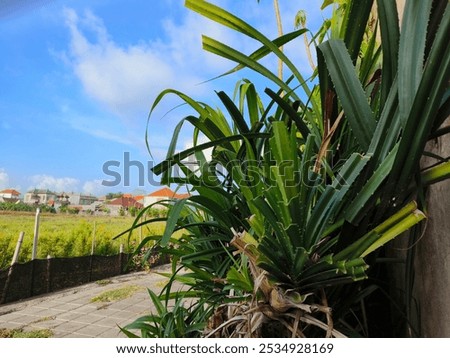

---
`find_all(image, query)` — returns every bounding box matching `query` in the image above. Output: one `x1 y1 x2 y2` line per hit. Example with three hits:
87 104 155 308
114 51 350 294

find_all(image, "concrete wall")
384 0 450 337
415 118 450 337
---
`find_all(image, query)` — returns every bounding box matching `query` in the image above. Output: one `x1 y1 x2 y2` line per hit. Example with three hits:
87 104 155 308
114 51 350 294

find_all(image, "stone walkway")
0 265 178 337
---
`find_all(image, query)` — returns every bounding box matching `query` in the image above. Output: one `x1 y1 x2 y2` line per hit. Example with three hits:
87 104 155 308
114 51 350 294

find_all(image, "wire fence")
0 251 169 305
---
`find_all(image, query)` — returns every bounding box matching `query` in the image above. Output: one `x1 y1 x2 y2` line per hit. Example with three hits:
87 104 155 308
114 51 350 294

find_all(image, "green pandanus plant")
119 0 450 338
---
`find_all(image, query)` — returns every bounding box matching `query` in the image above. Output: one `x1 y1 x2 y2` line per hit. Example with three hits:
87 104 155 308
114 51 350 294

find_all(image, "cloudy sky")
0 0 328 196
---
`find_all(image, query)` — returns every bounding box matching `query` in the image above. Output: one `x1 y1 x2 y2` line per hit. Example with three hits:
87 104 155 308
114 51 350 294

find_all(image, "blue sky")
0 0 328 196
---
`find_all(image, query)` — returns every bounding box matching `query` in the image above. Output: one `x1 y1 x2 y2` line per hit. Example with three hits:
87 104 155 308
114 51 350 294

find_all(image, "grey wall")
415 118 450 337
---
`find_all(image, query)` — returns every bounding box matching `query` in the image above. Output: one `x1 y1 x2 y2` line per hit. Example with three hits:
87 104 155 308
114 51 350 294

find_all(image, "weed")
91 285 142 303
96 279 113 286
0 328 53 338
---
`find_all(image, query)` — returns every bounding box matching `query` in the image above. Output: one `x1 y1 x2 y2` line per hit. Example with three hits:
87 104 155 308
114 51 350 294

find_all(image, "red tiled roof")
148 187 190 199
134 195 144 201
0 189 20 196
175 193 190 199
109 196 143 208
148 187 176 197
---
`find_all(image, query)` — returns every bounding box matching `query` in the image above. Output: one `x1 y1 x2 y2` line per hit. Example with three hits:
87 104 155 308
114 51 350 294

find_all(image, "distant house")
24 189 57 205
66 193 98 206
109 196 144 209
134 195 145 205
0 189 21 203
97 195 107 202
106 196 143 216
143 187 190 209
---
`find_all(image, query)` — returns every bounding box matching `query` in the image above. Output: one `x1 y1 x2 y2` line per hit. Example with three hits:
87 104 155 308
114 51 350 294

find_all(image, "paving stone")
71 314 104 325
18 307 49 316
55 311 86 321
0 268 173 337
52 330 70 338
0 322 23 329
93 317 122 328
108 310 142 320
71 304 99 314
26 319 61 329
52 296 82 304
54 321 87 333
3 313 35 324
107 301 133 310
27 308 65 318
33 300 65 309
125 305 151 315
94 307 122 316
59 303 85 311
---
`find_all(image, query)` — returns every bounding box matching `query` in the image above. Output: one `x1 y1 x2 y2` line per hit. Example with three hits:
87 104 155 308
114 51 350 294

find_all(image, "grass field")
0 212 165 270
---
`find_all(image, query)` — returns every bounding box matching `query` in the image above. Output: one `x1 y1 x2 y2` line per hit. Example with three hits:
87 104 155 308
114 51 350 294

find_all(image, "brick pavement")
0 264 178 338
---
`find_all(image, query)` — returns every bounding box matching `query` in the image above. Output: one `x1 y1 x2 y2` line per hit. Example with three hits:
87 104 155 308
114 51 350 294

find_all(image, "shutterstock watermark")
102 152 160 187
101 151 353 188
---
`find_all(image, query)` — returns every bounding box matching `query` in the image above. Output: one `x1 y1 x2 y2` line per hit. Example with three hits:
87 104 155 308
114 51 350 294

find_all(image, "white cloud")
60 2 319 154
29 174 80 193
62 7 220 122
0 168 10 188
159 10 244 75
82 179 105 196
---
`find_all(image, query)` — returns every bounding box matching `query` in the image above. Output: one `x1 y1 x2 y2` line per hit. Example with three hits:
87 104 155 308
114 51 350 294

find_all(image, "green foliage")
0 202 55 213
121 289 210 338
106 192 123 200
128 206 138 217
126 0 450 338
59 205 80 214
0 213 166 269
144 207 168 218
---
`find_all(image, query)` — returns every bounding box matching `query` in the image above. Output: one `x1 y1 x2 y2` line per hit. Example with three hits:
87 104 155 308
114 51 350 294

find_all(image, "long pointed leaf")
318 40 376 150
202 36 297 99
161 199 188 246
398 0 433 124
376 0 399 105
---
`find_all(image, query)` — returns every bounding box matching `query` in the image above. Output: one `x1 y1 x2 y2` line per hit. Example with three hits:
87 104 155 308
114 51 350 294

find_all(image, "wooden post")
1 232 25 304
119 243 124 274
11 232 24 265
89 221 96 282
91 221 96 255
32 208 40 260
46 254 52 293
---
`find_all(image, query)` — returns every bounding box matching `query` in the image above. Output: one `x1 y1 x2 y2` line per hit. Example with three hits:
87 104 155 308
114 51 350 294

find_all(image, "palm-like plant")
121 0 450 338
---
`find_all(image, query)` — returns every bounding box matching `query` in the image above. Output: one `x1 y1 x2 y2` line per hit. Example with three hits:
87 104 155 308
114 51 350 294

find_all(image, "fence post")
0 232 25 304
119 244 124 274
46 254 52 293
11 232 25 265
91 221 96 255
32 208 40 260
88 221 96 282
